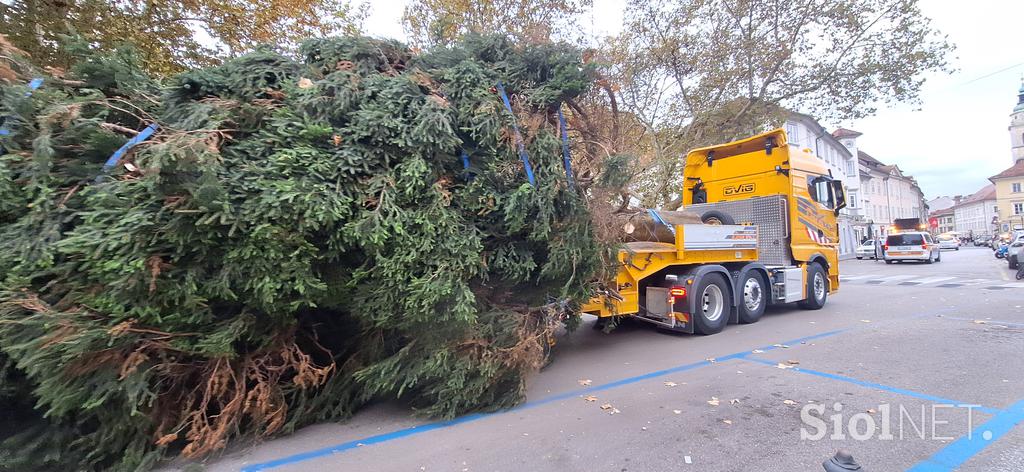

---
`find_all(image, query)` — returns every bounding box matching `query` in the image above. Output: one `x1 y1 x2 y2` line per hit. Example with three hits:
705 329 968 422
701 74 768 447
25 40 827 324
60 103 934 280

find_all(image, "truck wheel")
693 273 730 335
737 272 766 324
798 263 827 310
1010 256 1019 270
700 210 735 226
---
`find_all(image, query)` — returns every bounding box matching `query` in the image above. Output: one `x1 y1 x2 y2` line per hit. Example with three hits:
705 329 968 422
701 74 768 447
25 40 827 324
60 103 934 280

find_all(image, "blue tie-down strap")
98 123 159 179
460 149 474 181
648 209 677 235
557 106 574 190
0 78 46 140
494 82 536 187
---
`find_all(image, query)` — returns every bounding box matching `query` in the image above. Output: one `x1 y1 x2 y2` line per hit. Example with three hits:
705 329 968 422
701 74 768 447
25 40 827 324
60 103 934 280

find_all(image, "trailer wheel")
798 263 827 310
737 272 766 324
694 273 730 334
700 210 735 226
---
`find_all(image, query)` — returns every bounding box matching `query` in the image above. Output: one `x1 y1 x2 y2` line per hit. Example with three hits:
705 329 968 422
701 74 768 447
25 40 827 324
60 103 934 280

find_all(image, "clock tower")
1011 80 1024 163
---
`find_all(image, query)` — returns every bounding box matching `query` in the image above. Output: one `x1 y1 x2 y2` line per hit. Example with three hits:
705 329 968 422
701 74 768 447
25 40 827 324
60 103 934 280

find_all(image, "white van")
884 232 941 264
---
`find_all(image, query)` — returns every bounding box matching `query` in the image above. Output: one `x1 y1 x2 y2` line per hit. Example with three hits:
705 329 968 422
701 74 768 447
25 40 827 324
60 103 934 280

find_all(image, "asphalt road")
181 246 1024 472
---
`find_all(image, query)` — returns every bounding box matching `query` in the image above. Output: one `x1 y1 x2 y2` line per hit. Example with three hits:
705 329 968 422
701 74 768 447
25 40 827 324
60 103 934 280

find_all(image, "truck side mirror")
831 180 847 214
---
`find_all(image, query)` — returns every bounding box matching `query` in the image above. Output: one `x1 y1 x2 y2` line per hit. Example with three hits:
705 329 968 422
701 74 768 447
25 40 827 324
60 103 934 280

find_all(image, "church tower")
1011 80 1024 163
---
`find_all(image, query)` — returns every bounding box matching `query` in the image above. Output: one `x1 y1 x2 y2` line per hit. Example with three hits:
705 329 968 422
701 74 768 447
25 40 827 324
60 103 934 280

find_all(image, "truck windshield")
886 234 924 246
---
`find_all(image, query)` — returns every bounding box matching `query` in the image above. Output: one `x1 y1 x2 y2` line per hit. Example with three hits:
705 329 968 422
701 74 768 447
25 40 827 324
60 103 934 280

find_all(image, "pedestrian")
874 237 884 261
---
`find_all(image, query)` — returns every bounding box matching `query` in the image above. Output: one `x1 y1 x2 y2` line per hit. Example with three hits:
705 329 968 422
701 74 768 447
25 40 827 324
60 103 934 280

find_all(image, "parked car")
975 236 992 247
884 232 941 264
1007 235 1024 270
855 240 878 259
937 235 960 250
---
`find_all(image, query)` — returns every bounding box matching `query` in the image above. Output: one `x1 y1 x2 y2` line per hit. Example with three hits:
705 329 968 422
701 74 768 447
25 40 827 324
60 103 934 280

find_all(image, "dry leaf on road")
707 397 720 406
786 360 800 365
783 399 797 405
776 363 794 369
723 419 733 425
578 379 593 386
730 399 740 405
583 395 597 402
664 381 678 387
600 403 613 410
673 409 682 414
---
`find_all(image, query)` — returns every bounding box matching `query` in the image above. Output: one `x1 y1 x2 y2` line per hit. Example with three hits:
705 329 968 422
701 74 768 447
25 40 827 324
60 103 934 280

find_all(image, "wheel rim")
702 283 725 322
743 277 762 312
813 272 826 301
704 217 723 225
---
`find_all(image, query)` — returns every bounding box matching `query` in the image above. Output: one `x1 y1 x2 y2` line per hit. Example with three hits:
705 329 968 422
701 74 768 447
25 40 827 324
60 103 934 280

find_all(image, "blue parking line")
239 329 850 471
740 356 1002 415
906 398 1024 471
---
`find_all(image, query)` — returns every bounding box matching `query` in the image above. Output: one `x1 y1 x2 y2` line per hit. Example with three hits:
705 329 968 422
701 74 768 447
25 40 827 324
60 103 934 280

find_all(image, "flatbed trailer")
582 129 846 335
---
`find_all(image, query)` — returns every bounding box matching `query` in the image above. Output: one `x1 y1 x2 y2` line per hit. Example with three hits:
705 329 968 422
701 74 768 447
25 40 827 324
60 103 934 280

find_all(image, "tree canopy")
0 0 367 75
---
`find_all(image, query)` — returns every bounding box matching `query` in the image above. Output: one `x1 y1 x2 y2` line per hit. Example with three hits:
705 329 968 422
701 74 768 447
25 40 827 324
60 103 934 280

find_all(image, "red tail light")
669 286 687 304
883 244 888 251
921 243 928 249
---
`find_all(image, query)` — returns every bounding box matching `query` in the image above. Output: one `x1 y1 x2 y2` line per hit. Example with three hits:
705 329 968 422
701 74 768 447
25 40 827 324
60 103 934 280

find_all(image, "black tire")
926 254 933 264
856 257 862 260
693 273 731 335
798 263 827 310
700 210 735 226
955 247 959 251
936 251 941 262
736 272 767 324
1010 256 1019 271
885 260 893 264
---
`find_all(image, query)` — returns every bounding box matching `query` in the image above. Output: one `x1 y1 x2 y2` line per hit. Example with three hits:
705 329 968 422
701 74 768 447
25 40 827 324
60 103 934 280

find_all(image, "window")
1014 183 1022 193
808 176 834 209
786 123 799 143
1015 203 1024 215
849 192 858 208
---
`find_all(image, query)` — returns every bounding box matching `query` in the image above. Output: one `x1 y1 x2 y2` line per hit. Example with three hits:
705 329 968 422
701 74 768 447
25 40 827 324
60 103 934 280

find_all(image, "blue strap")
494 82 536 187
99 123 159 177
461 150 470 169
648 209 676 235
557 106 574 190
0 78 46 139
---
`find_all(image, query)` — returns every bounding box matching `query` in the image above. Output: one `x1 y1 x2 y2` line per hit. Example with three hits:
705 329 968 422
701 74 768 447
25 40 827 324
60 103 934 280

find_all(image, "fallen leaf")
786 359 800 365
673 409 682 414
584 395 597 402
706 357 717 363
609 408 621 415
707 397 720 406
297 77 314 89
973 320 987 324
722 419 733 425
867 408 877 414
730 399 740 405
772 344 790 349
776 363 794 369
664 381 678 387
600 403 613 410
752 349 764 354
783 399 797 405
578 379 593 386
736 370 744 374
860 319 871 323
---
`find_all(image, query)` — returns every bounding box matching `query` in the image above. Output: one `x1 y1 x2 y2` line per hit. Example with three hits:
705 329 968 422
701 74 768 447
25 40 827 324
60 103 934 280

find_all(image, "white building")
953 184 998 237
854 148 927 239
784 113 860 257
926 196 959 212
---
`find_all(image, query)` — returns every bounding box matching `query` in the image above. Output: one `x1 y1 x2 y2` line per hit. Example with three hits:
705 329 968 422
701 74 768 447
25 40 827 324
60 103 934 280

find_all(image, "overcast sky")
362 0 1024 199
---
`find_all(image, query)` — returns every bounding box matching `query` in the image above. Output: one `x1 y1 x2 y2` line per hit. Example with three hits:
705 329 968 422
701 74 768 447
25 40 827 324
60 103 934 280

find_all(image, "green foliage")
0 34 602 470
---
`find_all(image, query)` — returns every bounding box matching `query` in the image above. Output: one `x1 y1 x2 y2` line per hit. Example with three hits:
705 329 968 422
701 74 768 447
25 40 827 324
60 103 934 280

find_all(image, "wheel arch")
676 264 735 317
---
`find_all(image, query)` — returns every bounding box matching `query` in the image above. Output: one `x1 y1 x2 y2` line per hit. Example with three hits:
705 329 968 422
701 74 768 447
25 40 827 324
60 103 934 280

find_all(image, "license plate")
897 246 910 250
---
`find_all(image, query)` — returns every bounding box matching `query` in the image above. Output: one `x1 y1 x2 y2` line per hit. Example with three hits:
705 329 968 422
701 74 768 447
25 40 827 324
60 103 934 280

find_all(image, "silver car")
884 232 941 264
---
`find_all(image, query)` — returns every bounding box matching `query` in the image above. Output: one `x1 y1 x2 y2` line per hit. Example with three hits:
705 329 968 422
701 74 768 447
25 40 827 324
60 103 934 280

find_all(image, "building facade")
990 82 1024 232
854 148 927 239
953 184 998 237
930 207 955 234
784 114 860 257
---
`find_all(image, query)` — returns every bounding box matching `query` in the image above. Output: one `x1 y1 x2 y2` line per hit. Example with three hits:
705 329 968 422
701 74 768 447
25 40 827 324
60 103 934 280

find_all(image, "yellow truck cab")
583 129 844 335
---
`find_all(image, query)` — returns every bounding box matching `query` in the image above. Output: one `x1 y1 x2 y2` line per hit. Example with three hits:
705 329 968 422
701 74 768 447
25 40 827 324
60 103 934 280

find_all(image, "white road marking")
870 275 917 283
839 275 874 280
903 276 956 285
993 282 1024 288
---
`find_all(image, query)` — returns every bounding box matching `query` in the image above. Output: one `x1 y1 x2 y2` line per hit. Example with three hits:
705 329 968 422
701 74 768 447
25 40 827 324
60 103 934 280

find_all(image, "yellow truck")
582 128 845 334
